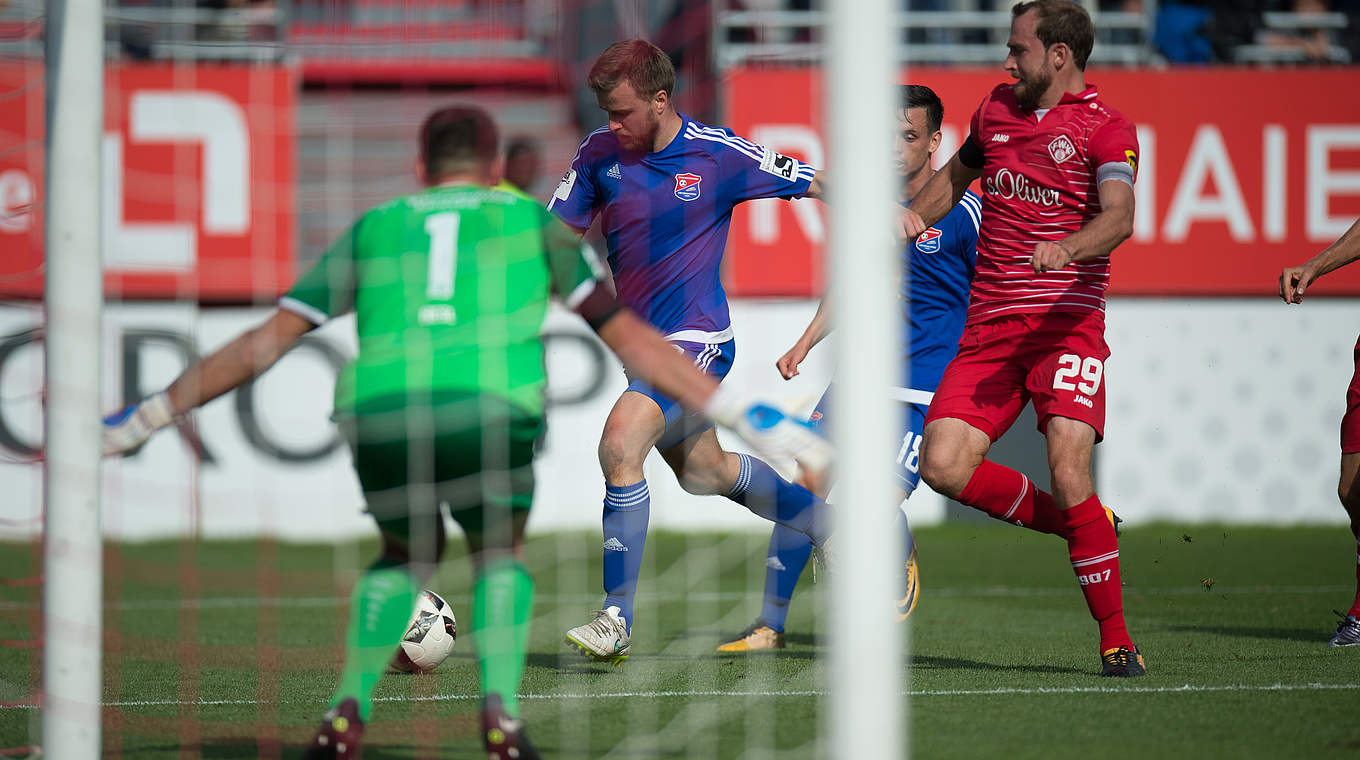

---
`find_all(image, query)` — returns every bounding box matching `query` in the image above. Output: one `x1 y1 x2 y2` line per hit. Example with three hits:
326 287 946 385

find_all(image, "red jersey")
964 83 1138 324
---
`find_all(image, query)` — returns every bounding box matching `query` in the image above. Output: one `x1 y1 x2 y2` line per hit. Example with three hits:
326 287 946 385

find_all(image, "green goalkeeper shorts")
340 391 543 537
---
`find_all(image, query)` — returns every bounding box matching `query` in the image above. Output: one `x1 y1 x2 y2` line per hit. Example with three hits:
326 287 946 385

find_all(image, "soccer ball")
390 589 457 674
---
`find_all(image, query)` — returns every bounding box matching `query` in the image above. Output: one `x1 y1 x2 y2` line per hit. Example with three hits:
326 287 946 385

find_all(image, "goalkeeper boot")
1329 612 1360 647
482 694 542 760
1099 645 1146 677
303 697 363 759
564 606 630 665
717 618 786 653
895 547 920 622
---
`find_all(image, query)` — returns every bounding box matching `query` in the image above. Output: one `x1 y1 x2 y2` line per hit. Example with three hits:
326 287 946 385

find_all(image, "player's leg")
919 320 1082 537
1044 416 1140 674
661 427 833 546
1029 314 1141 675
892 403 928 621
308 412 448 758
592 390 666 638
1332 342 1360 646
441 404 543 758
727 391 837 648
1330 453 1360 646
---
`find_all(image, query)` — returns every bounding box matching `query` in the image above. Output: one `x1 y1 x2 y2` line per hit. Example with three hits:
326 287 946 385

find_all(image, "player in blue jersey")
548 39 835 663
718 85 980 651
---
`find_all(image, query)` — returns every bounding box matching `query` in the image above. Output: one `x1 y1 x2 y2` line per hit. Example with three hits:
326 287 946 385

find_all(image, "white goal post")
827 0 906 757
42 1 105 758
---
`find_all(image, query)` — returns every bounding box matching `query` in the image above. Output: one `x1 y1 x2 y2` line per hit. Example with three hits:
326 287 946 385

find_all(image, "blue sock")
728 453 831 544
602 480 649 633
893 508 915 562
759 524 814 633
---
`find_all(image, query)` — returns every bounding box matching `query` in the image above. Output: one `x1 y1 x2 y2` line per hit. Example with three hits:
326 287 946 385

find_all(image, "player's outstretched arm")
777 295 832 380
901 152 981 240
590 307 832 479
1033 179 1134 273
103 309 315 455
1280 216 1360 303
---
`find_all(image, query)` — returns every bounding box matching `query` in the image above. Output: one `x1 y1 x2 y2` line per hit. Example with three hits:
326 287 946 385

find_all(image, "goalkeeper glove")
103 392 175 455
704 384 832 481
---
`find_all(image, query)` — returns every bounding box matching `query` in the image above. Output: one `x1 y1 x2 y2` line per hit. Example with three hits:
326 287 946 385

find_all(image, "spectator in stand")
1159 0 1343 63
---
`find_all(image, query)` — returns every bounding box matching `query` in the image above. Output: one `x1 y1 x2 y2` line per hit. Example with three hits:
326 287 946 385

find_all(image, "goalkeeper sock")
958 460 1066 537
330 557 420 722
602 481 649 634
729 453 832 545
1063 494 1131 651
759 523 814 633
473 558 534 719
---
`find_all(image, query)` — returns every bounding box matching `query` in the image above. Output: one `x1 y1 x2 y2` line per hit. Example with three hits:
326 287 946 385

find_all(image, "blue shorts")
625 339 736 451
809 385 930 492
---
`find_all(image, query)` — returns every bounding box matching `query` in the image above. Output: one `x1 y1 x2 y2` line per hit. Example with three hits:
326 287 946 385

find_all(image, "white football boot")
564 606 630 665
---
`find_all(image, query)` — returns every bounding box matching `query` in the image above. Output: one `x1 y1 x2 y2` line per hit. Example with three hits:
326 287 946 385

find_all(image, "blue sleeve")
547 136 602 231
955 192 982 275
707 127 816 205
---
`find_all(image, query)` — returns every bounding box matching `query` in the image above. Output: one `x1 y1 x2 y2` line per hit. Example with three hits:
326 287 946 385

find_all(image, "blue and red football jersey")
903 189 980 392
548 115 815 341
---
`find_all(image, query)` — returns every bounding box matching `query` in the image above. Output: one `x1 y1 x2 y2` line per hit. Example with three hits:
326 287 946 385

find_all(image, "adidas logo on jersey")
603 537 628 552
606 163 622 180
765 556 787 571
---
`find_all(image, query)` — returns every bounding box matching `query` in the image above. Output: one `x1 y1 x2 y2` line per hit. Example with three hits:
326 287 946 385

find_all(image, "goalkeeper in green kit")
103 105 831 759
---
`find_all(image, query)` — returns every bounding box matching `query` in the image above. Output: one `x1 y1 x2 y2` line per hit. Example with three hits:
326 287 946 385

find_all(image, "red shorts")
925 310 1110 442
1342 335 1360 453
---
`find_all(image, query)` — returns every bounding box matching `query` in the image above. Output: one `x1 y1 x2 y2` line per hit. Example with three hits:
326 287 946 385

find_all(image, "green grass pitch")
2 522 1359 758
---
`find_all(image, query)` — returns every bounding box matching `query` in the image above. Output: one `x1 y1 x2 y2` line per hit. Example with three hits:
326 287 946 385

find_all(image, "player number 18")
1052 354 1103 395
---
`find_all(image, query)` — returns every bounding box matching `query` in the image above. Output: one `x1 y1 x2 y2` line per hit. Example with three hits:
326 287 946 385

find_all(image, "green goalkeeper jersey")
280 182 605 419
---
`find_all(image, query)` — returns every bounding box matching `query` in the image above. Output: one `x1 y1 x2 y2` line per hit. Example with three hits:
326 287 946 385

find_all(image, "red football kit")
925 82 1142 660
1342 335 1360 453
925 83 1139 441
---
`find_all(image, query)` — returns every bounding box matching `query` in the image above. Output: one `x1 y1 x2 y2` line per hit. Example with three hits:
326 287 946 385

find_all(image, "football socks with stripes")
601 480 649 633
958 460 1067 537
729 453 832 545
1063 493 1132 652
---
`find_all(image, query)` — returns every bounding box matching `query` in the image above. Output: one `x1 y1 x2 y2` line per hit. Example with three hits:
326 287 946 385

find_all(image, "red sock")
1349 524 1360 618
958 460 1067 537
1064 494 1131 651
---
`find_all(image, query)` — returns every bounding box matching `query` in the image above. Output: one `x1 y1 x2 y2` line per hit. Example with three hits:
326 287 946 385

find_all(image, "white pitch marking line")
0 585 1349 611
3 682 1358 710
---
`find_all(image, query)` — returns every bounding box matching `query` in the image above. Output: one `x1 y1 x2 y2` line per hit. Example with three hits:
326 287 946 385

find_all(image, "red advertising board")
722 67 1360 297
0 63 297 301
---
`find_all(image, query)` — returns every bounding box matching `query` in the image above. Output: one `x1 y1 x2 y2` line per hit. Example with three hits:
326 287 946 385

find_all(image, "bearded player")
1279 215 1360 648
902 0 1144 676
548 39 836 663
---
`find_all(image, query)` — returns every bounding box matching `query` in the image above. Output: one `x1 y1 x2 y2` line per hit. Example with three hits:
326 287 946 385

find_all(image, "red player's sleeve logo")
674 172 702 202
1048 134 1077 164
